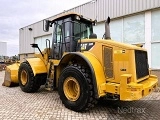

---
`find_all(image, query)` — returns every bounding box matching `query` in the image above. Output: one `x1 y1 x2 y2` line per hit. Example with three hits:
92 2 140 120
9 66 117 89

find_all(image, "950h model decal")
79 42 95 51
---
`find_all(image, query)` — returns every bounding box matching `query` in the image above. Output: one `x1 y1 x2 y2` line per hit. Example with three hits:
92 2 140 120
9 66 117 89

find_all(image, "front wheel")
58 64 97 112
18 62 41 93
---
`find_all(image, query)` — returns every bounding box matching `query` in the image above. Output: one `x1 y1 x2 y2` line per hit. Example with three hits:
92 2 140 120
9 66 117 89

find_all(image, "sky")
0 0 91 56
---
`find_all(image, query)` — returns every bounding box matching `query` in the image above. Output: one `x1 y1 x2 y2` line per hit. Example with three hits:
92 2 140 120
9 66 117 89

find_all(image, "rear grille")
135 50 149 79
103 47 113 78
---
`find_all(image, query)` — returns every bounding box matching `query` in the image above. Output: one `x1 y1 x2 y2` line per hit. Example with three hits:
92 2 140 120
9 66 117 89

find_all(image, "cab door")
52 18 72 59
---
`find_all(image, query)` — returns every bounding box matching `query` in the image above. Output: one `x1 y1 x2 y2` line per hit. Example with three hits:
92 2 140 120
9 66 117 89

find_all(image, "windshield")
73 21 93 41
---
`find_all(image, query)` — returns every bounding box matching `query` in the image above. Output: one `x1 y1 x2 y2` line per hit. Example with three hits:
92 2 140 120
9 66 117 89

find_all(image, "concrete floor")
151 70 160 86
0 71 160 120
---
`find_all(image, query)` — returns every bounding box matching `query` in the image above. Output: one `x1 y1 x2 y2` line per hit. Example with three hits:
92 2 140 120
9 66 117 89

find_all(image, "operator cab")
44 13 95 59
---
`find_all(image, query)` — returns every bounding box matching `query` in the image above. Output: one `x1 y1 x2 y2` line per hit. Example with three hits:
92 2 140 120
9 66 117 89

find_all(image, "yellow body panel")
26 58 47 75
53 60 60 66
81 39 146 50
87 39 145 83
78 39 158 100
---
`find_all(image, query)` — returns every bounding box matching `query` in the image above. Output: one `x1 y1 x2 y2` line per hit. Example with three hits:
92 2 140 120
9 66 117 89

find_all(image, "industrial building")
19 0 160 73
0 41 7 63
0 41 7 56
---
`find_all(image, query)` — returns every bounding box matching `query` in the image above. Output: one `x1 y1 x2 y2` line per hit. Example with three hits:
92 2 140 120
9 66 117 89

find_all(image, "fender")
26 58 47 76
59 52 106 98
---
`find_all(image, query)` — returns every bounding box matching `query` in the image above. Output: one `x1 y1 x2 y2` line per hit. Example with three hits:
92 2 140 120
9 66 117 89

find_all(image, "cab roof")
50 12 94 23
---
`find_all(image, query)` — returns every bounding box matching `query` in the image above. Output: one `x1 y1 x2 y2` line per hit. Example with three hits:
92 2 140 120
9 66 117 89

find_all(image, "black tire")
18 61 41 93
58 64 97 112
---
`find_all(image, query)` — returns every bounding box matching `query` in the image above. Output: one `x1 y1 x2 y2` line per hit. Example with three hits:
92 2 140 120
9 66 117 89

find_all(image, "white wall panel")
110 19 123 42
145 11 151 67
93 22 105 39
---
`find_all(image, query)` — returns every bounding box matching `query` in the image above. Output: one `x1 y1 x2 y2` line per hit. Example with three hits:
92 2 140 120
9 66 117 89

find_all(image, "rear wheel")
58 64 97 112
18 62 41 93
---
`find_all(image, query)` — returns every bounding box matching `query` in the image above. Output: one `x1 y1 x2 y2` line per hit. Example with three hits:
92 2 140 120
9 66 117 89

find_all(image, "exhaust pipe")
104 17 111 39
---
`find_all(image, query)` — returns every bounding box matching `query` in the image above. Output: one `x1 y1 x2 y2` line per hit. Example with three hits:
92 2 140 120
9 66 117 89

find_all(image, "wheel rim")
63 77 80 101
21 70 28 85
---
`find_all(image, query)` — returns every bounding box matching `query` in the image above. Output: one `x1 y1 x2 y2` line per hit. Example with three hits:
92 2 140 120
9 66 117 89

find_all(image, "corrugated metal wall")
67 0 160 21
0 42 7 56
19 0 160 54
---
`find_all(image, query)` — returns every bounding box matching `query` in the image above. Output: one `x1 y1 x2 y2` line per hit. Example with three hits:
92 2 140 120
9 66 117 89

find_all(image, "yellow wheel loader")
3 13 158 112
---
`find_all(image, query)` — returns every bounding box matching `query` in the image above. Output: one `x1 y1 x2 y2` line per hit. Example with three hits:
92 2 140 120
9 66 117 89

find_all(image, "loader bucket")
2 63 20 87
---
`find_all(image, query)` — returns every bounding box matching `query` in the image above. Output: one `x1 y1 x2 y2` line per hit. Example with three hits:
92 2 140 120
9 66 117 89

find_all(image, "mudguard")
59 52 106 98
26 58 47 76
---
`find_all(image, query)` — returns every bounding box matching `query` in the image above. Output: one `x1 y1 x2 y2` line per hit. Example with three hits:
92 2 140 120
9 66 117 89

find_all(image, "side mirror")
93 19 97 26
30 44 44 57
30 43 38 48
43 20 50 32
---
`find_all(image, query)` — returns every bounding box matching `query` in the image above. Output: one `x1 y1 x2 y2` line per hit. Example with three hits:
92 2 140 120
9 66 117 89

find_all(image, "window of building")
34 34 52 53
93 23 105 39
110 19 122 42
151 10 160 42
151 10 160 69
151 43 160 69
123 14 145 44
